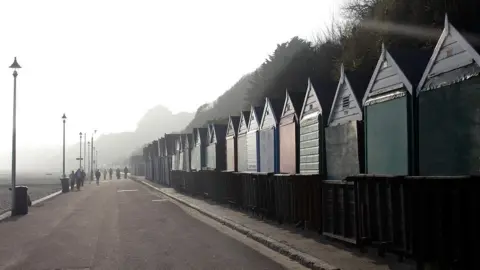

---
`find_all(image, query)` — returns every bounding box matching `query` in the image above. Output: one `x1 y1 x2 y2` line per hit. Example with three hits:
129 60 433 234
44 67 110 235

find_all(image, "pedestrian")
69 170 75 191
109 168 113 180
95 169 101 185
123 166 129 179
103 168 107 180
75 168 82 191
81 169 86 187
116 168 121 179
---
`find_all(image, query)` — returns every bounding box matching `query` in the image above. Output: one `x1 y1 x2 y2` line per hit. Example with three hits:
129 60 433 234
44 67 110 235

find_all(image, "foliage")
182 0 480 133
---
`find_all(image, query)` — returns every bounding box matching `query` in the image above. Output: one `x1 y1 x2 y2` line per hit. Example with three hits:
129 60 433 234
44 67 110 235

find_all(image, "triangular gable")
281 90 293 119
226 116 240 137
363 44 415 105
238 111 250 135
211 125 218 143
417 14 480 94
247 106 261 131
207 124 215 144
328 65 363 126
260 97 282 129
299 78 322 120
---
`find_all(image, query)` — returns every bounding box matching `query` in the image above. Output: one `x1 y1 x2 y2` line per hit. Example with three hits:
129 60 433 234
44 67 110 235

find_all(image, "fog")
0 0 343 172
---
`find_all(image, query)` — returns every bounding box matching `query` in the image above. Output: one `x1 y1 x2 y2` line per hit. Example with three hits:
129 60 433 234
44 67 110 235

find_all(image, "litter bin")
60 178 70 193
13 186 29 216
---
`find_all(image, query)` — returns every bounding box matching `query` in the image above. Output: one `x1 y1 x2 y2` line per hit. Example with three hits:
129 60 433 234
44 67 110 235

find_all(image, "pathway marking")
152 199 168 202
117 189 138 193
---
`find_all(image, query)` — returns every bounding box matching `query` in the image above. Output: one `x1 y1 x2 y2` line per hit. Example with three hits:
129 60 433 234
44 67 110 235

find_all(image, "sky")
0 0 344 154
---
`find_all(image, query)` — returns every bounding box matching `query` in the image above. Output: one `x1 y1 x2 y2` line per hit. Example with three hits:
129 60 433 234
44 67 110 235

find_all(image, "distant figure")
116 168 121 180
81 169 86 187
75 168 82 191
69 170 75 190
103 169 107 180
95 169 101 185
109 168 113 180
124 166 129 179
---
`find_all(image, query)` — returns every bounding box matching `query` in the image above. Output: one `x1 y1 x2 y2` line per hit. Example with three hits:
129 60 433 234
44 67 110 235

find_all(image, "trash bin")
60 178 70 193
13 186 29 216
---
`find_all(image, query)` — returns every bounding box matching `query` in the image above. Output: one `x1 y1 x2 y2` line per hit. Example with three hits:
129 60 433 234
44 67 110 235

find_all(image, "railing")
151 168 480 268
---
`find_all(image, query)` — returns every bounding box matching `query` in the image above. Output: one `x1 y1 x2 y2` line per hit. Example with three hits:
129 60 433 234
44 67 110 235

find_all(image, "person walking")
103 169 107 180
81 169 86 187
109 168 113 180
116 168 121 180
69 170 75 191
95 169 101 186
123 166 129 179
75 168 82 191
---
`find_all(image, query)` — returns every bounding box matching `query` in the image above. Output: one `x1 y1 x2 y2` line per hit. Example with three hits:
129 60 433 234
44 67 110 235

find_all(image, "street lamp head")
62 113 67 122
9 57 21 69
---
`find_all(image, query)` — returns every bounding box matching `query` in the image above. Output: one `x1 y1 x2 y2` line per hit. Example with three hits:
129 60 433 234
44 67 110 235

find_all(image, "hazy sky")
0 0 344 153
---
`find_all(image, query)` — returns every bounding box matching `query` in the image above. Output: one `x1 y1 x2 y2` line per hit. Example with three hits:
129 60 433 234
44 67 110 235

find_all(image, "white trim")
328 64 345 125
247 105 259 132
280 89 290 118
299 78 321 120
416 14 480 95
363 44 387 105
259 97 269 129
237 112 247 135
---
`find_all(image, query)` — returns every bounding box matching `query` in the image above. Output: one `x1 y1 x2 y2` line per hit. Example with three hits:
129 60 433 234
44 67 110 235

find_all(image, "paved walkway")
134 176 415 270
0 179 304 270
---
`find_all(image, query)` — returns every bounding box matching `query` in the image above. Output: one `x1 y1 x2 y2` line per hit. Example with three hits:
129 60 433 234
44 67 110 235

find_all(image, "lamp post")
9 57 21 216
87 141 90 180
91 129 97 180
84 132 87 171
62 114 67 178
79 132 82 169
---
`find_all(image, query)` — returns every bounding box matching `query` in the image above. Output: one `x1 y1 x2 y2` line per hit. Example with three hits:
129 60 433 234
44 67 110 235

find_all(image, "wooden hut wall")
206 124 216 170
325 67 366 180
299 79 325 175
259 98 282 173
191 129 200 171
279 91 304 174
214 124 227 171
237 111 249 172
247 107 261 172
417 17 480 175
226 116 239 172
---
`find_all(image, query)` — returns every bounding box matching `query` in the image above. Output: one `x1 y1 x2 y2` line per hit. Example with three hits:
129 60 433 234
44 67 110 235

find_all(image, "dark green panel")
419 76 480 175
365 96 409 175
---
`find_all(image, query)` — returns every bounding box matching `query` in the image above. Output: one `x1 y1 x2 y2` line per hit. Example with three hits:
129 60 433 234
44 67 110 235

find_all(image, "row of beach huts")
132 17 480 268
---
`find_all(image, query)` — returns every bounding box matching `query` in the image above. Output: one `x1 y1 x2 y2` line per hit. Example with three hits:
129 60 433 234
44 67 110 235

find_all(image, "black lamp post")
9 57 21 215
62 114 67 178
79 132 82 169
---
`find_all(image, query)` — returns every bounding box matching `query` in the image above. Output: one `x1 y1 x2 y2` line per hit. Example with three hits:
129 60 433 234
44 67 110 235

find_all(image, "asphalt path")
0 179 306 270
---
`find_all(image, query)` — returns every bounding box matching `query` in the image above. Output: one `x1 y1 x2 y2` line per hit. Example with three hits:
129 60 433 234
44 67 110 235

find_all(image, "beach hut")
191 128 208 171
158 137 167 184
259 97 284 173
184 134 193 172
206 123 227 171
363 44 431 175
298 78 335 175
152 140 160 182
226 115 240 172
417 15 480 175
176 136 183 171
326 65 370 180
246 106 263 172
237 111 250 172
164 133 180 185
279 90 305 174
